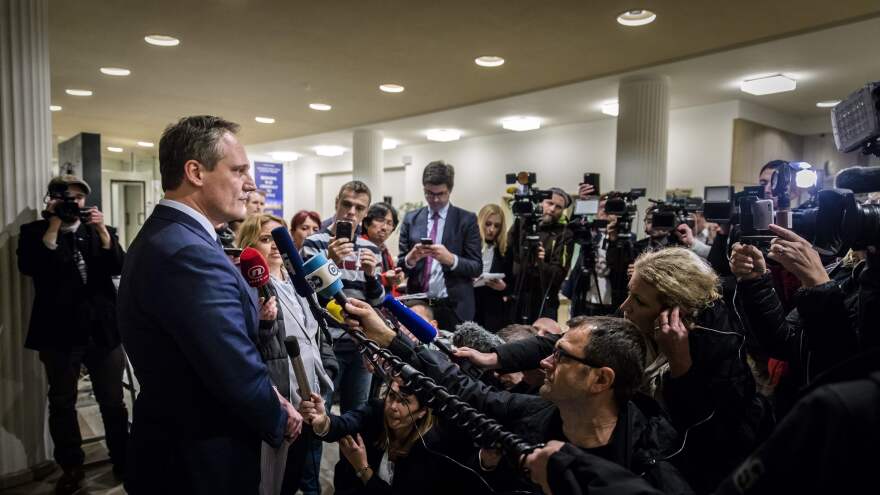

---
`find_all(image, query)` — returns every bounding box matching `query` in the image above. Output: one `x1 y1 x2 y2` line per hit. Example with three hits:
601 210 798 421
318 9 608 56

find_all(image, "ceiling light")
601 101 619 117
254 116 275 124
100 67 131 76
269 151 300 161
740 74 797 96
382 139 399 150
137 141 154 148
617 9 657 26
107 146 123 153
314 145 346 157
65 89 93 96
144 34 180 47
49 105 62 112
425 129 462 142
380 84 405 93
501 116 542 132
309 103 332 111
474 56 505 68
816 100 841 108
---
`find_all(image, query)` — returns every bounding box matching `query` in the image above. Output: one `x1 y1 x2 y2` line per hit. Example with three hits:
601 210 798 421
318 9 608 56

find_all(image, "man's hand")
654 307 692 378
359 249 377 277
405 244 430 267
536 244 546 262
730 242 767 281
328 238 355 265
452 347 500 370
258 296 278 321
523 440 566 495
578 183 596 200
428 244 455 266
275 389 302 440
606 217 618 241
479 448 503 471
84 206 112 248
299 392 329 434
343 299 395 347
767 224 830 288
383 267 404 286
485 278 506 291
674 224 695 248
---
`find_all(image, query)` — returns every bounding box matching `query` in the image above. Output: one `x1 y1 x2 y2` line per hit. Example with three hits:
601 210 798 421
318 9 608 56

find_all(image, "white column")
352 129 384 201
614 75 670 231
0 0 54 482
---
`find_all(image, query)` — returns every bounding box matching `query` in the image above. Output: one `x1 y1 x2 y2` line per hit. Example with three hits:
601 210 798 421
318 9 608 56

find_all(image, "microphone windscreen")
239 247 270 289
302 253 344 300
271 226 314 297
325 300 345 323
835 166 880 194
380 294 437 344
283 336 302 359
453 321 505 353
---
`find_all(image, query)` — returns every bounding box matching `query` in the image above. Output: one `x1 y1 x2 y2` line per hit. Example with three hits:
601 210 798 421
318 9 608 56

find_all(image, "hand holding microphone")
342 298 396 347
299 392 330 434
240 247 277 321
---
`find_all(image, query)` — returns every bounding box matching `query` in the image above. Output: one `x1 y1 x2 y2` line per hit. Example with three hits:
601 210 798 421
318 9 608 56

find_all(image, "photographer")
563 184 613 316
507 187 574 322
16 175 128 493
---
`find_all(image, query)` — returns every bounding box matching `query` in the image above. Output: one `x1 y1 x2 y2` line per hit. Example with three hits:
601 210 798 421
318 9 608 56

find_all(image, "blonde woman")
621 247 768 493
474 204 513 331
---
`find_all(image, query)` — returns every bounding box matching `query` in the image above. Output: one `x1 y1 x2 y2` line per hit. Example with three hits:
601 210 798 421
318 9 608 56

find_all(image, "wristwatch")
356 465 371 480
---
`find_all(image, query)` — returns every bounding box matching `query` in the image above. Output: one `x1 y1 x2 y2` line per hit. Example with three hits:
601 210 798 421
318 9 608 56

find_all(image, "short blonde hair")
477 203 508 255
633 247 720 323
237 213 287 249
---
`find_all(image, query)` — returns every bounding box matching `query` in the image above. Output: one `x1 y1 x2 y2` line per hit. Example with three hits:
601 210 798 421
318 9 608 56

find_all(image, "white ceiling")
247 16 880 159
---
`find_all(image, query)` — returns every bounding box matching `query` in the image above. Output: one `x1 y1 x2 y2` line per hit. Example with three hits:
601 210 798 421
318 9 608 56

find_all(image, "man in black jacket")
17 175 128 494
344 303 693 494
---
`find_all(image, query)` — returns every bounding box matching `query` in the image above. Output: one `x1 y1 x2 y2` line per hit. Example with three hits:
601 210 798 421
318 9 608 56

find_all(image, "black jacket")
17 219 125 350
473 243 512 332
387 336 693 494
320 399 482 495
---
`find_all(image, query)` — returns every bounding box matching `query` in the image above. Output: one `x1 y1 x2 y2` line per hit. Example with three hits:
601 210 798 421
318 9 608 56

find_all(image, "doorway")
110 180 146 248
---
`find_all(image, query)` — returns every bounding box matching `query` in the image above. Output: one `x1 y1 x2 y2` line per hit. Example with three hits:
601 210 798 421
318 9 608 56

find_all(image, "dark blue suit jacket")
117 204 286 495
398 204 482 320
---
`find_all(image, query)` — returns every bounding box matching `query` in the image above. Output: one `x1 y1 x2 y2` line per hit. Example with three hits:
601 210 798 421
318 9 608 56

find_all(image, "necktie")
421 211 440 292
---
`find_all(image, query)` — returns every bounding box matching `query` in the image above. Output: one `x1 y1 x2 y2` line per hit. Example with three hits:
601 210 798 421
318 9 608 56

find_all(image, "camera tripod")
570 234 613 316
508 218 546 324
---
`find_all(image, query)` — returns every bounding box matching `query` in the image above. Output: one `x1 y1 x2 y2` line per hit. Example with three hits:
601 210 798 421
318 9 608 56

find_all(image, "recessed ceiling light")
49 105 62 112
501 116 542 132
65 89 93 96
137 141 154 148
740 74 797 96
601 101 619 117
269 151 300 161
314 145 346 157
426 129 462 142
382 139 399 150
617 9 657 26
380 84 405 93
107 146 123 153
474 56 505 68
816 100 841 108
144 34 180 47
254 116 275 124
309 103 332 111
100 67 131 76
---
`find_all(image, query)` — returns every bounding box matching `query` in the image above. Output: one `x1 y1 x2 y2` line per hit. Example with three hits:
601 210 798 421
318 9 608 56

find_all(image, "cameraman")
507 187 574 322
16 175 128 493
606 204 671 307
562 184 613 315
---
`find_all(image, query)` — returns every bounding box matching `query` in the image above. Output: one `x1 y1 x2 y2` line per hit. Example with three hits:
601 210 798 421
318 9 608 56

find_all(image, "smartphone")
335 220 354 242
583 173 600 196
223 247 243 257
420 237 433 246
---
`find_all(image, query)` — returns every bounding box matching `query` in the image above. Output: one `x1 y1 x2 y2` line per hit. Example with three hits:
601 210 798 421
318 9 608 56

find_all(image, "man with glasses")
342 304 691 493
398 161 482 331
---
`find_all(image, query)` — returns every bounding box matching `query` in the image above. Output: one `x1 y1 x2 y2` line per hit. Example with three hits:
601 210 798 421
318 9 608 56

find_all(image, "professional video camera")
604 188 646 241
42 181 90 223
506 171 552 219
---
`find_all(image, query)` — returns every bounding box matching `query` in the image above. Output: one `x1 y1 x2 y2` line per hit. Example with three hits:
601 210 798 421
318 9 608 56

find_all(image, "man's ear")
589 367 616 395
183 160 205 187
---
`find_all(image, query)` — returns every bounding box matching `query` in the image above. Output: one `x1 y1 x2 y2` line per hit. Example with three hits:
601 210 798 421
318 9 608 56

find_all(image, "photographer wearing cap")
16 175 128 493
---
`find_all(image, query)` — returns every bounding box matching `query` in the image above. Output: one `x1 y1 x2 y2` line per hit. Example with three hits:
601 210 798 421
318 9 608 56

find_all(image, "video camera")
43 182 90 224
569 196 609 244
505 172 552 219
648 197 701 230
604 188 646 241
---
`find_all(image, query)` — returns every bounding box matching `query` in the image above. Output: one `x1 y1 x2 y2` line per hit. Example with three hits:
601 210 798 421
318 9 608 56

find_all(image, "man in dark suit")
398 161 482 330
117 116 300 494
17 175 129 495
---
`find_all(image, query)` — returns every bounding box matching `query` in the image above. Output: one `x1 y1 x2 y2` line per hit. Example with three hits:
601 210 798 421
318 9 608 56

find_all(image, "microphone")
379 294 438 343
239 247 271 300
283 336 313 399
835 166 880 194
453 321 505 354
270 226 315 298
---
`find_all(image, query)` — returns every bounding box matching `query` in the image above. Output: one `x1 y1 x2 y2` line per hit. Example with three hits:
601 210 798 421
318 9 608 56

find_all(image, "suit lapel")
441 205 456 246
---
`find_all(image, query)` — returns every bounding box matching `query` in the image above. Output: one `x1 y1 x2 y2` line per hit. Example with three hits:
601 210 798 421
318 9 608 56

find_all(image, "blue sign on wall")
254 161 284 217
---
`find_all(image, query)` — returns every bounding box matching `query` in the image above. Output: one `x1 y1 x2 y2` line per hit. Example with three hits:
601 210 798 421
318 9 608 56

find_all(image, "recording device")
334 220 354 242
604 188 646 240
239 247 271 300
42 182 91 223
573 199 599 216
453 321 505 354
647 198 700 231
583 173 600 195
283 336 313 399
380 295 438 344
505 171 553 219
271 226 318 298
224 247 244 257
420 237 433 246
831 82 880 156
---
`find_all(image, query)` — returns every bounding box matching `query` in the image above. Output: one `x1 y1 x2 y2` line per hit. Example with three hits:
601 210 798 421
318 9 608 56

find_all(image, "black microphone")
835 166 880 194
283 336 313 399
270 226 315 298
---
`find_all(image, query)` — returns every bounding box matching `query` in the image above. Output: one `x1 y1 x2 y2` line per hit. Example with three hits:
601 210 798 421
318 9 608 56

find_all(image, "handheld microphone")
239 247 271 300
270 226 315 298
283 336 313 399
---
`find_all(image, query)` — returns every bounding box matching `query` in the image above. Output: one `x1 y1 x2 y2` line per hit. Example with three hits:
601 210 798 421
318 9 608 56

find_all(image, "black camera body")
604 188 646 242
506 171 553 220
43 182 90 224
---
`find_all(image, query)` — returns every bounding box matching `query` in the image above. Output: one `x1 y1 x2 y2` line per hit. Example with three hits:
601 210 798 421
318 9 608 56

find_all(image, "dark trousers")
39 344 129 470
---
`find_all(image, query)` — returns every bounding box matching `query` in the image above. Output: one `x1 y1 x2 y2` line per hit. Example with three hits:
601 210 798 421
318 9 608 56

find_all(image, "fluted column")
614 75 670 233
0 0 54 482
352 129 384 201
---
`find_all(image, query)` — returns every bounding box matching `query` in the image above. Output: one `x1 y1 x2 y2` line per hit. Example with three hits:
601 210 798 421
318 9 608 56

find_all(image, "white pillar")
614 75 670 233
0 0 54 482
352 129 384 202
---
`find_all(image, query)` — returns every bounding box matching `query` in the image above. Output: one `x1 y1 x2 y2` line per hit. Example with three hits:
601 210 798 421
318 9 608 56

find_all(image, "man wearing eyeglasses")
398 161 482 331
341 303 692 494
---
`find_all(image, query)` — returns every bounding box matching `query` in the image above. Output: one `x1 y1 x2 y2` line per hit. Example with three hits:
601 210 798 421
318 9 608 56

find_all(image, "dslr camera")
43 182 90 224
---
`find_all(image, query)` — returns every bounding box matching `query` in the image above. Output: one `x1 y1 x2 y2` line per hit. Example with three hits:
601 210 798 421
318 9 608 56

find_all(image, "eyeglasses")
423 189 449 200
551 347 602 368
